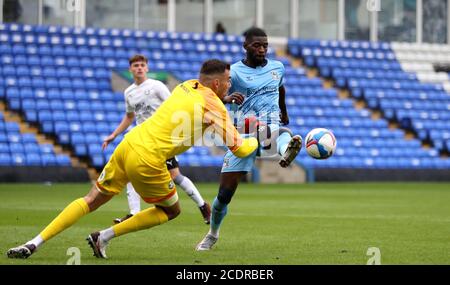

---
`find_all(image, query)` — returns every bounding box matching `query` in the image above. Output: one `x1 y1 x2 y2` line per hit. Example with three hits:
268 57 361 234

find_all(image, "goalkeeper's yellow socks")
110 207 169 238
39 198 90 242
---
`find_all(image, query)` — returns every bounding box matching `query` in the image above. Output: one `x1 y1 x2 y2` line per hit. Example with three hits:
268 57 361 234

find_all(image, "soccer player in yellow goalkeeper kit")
6 59 258 259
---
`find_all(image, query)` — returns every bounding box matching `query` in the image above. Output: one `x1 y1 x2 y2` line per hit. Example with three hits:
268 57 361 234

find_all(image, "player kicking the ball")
196 27 302 251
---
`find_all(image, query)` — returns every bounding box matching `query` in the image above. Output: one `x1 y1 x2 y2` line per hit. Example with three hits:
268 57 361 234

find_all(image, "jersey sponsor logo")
135 102 154 114
247 85 278 97
246 76 253 81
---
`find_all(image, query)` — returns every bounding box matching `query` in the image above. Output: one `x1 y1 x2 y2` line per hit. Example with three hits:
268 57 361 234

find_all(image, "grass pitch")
0 182 449 265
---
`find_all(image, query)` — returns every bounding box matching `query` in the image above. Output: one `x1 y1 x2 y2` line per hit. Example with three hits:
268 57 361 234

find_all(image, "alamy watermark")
127 105 281 153
366 247 381 265
366 0 381 12
66 247 81 265
66 0 81 12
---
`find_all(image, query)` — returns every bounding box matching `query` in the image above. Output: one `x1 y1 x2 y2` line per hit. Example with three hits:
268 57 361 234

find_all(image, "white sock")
126 183 141 215
27 234 44 248
99 227 115 242
277 132 292 156
208 229 219 238
174 175 205 207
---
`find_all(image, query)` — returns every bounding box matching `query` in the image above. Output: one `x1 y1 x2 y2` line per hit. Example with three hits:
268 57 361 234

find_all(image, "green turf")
0 182 449 265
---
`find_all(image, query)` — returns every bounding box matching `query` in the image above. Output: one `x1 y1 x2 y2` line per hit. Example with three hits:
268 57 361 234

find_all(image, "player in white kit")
102 54 211 224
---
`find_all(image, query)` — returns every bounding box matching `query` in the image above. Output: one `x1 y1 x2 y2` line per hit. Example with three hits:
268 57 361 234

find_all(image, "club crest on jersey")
271 71 279 80
98 169 106 182
168 180 175 189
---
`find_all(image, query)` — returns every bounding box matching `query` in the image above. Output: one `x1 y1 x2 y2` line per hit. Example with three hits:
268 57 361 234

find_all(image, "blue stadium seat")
87 144 102 156
74 144 87 156
5 87 19 100
72 79 85 89
14 55 27 65
9 143 24 154
84 133 99 144
0 43 12 54
96 122 109 133
91 154 105 167
11 153 26 165
41 153 56 166
49 100 64 111
59 78 72 89
53 121 69 133
0 143 9 153
66 112 80 122
40 56 54 66
92 58 106 68
37 144 52 155
45 77 58 89
5 122 20 133
56 154 71 166
20 134 37 144
16 65 30 76
60 89 75 101
71 133 85 145
2 65 16 76
20 88 34 99
79 111 93 122
52 110 66 121
40 122 53 135
26 153 41 166
0 133 8 143
51 45 65 56
76 100 89 111
0 153 11 165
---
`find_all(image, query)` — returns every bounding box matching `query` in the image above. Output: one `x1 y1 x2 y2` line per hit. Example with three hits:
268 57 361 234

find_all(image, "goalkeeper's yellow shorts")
96 140 178 207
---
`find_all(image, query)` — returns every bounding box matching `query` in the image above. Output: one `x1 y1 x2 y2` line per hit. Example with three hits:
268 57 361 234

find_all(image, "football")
305 128 337 159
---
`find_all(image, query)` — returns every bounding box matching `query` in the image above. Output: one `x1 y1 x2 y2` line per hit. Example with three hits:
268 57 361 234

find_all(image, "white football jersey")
124 79 171 125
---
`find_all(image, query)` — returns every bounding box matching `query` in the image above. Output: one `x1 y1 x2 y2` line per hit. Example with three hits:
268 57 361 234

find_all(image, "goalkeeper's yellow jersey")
124 79 258 165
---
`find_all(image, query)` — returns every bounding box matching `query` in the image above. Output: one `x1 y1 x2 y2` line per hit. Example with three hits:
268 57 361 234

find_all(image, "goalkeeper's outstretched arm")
203 96 258 158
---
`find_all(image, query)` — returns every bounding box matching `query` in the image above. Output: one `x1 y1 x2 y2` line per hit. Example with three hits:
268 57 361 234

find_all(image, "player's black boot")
6 244 36 259
87 232 109 259
279 135 302 168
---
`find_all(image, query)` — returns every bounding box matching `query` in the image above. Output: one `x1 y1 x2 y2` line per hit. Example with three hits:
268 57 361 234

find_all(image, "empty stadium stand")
0 23 448 183
288 39 449 170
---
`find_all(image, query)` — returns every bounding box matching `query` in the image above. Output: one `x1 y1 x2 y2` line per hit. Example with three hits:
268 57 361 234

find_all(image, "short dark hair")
129 54 148 66
200 59 230 75
244 27 267 42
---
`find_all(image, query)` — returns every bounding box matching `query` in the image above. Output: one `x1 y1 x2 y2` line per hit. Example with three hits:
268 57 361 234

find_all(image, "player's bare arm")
102 112 135 150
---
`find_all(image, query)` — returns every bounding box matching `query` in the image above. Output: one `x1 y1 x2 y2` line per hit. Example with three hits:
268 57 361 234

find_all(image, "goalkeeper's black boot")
6 244 36 259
